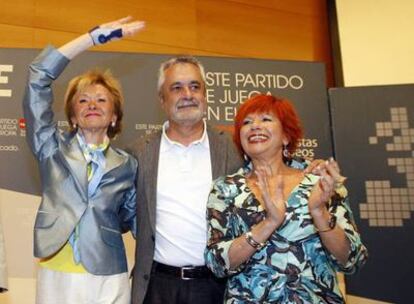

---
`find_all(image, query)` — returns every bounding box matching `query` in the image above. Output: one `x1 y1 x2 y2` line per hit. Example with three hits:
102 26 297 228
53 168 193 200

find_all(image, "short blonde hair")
64 69 124 138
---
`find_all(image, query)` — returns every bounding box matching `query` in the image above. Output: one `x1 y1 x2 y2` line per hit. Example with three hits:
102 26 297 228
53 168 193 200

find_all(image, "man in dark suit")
128 56 242 304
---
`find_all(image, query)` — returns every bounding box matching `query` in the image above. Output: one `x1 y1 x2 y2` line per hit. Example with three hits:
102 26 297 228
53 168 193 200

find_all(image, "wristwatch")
317 214 337 233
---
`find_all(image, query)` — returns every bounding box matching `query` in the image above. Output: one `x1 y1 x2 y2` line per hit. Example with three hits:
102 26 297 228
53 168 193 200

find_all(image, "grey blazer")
23 46 137 275
127 127 243 304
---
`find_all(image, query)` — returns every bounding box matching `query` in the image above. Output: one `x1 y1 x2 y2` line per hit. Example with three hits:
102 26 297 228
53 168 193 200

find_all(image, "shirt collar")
160 119 209 152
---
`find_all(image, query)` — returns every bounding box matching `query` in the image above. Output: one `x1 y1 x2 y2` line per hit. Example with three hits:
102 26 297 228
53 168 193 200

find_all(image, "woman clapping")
205 94 368 303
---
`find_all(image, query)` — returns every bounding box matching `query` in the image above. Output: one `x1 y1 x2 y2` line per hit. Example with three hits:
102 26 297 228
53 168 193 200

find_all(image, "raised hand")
89 16 145 45
255 166 286 229
58 16 145 60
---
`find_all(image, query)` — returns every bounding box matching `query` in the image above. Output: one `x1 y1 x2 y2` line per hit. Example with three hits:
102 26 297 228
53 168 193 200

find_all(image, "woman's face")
71 84 116 134
240 111 287 160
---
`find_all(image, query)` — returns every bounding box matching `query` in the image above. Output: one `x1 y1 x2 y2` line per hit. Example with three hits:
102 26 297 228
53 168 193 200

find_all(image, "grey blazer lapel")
60 133 88 201
143 133 161 233
104 147 124 174
207 127 225 180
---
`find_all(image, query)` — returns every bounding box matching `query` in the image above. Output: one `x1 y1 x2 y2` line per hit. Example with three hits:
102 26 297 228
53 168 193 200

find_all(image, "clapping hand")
308 166 335 214
305 157 346 185
255 165 286 229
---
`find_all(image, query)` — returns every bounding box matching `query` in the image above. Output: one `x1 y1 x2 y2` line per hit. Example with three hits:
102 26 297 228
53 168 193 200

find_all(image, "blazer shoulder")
207 125 231 140
112 146 138 167
207 124 224 135
207 125 235 150
125 131 161 158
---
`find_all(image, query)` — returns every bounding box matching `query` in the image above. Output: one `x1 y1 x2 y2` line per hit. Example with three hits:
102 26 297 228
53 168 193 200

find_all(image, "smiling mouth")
248 134 269 143
85 113 101 117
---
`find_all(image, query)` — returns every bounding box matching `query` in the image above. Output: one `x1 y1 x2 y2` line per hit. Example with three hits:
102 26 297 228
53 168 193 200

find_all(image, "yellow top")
39 242 86 273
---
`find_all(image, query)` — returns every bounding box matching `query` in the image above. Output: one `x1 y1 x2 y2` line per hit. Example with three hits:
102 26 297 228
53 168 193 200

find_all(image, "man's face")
160 63 206 126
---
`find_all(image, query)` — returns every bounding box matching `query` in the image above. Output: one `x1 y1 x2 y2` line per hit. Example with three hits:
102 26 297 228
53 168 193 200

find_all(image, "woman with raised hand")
23 17 144 304
205 94 368 303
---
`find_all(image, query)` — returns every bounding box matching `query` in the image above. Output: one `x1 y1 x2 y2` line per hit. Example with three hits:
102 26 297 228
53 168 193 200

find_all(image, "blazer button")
143 274 149 280
151 235 155 242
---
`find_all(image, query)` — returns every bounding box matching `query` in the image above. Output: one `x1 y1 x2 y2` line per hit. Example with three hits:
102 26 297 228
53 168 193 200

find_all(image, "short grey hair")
157 56 207 97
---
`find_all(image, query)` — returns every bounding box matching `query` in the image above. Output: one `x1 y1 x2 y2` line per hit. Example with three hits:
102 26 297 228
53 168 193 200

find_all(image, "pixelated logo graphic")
0 118 26 137
19 118 26 130
360 107 414 227
0 64 13 98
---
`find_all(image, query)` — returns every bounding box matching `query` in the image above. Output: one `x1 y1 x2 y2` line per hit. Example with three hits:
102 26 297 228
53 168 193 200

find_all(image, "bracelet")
245 231 266 250
315 214 337 233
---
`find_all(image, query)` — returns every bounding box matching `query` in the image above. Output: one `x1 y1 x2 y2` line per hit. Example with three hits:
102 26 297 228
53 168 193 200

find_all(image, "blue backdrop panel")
329 84 414 303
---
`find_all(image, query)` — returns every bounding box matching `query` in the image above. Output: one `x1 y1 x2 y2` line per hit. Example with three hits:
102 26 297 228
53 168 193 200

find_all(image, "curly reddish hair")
234 94 303 158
